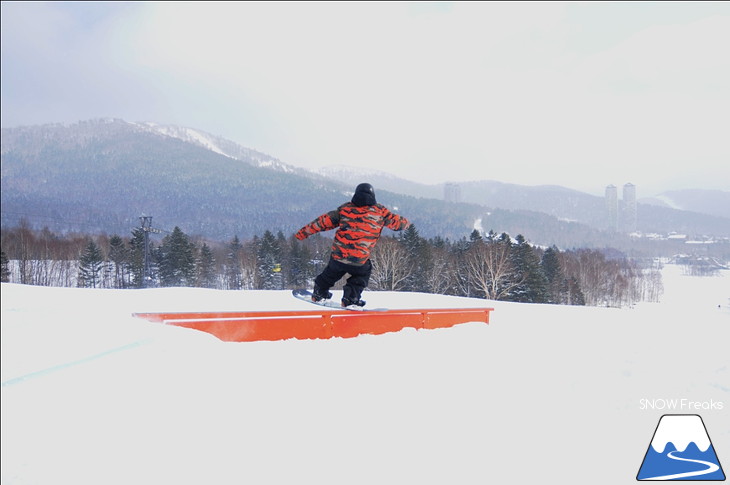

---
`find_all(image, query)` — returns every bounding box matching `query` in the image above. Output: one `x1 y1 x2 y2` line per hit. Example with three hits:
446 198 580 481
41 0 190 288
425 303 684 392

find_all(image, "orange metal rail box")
133 307 493 342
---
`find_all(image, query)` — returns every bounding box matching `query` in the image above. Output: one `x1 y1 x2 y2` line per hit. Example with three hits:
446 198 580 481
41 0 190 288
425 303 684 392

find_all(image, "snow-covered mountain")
130 121 299 174
639 189 730 220
650 415 712 453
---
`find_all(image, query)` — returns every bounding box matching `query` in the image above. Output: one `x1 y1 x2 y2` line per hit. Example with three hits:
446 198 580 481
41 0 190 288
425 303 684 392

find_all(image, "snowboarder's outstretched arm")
383 209 410 231
295 210 340 240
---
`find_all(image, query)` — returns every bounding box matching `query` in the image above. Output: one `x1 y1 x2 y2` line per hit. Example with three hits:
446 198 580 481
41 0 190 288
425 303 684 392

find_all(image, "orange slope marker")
133 307 493 342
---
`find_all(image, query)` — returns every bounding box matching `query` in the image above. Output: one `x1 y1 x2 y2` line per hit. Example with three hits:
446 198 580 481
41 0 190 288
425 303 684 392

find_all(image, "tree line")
1 220 663 307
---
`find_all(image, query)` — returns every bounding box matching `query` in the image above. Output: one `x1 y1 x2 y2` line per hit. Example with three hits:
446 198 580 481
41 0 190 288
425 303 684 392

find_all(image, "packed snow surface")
1 264 728 485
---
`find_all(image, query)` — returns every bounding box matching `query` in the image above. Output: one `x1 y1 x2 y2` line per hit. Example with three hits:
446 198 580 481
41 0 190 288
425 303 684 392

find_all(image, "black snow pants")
314 257 372 303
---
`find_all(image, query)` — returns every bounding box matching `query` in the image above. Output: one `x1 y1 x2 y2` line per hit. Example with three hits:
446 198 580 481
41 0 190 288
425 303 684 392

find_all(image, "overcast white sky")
2 1 729 195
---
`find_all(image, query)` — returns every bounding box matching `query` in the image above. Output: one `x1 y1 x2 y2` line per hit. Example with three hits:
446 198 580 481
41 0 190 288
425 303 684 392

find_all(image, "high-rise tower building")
444 183 462 203
605 184 618 232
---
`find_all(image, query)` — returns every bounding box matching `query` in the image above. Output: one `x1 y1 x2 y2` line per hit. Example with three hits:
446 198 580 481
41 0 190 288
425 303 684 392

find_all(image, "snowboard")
292 289 388 312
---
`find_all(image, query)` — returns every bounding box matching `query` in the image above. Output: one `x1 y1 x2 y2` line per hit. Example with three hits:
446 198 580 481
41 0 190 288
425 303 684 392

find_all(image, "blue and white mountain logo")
637 414 725 481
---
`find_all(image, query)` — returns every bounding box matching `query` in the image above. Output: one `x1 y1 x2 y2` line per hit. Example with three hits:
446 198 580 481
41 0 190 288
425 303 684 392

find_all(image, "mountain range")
316 165 730 225
2 119 728 254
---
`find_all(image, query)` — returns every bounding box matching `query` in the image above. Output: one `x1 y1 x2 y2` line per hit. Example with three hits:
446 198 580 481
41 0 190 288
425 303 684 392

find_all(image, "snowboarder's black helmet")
352 183 376 207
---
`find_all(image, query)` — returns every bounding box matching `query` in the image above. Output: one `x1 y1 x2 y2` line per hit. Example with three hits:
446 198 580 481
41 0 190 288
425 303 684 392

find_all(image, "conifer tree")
197 243 217 288
541 245 564 304
275 230 289 287
256 230 280 289
399 224 427 292
226 236 244 290
288 234 313 289
78 239 104 288
158 226 196 287
430 235 448 249
108 234 129 289
451 235 474 297
1 250 11 283
507 235 549 303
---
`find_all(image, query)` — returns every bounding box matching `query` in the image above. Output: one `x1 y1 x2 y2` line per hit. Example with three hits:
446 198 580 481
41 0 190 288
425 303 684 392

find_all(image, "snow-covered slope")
2 265 728 485
132 121 298 173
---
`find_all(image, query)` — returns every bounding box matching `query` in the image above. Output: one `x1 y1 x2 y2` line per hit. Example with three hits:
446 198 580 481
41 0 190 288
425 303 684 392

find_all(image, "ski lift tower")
139 216 161 287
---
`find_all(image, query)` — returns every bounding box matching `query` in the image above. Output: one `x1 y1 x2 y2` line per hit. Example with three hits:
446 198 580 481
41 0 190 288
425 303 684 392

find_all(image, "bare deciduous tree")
422 244 453 294
465 238 520 300
369 237 412 291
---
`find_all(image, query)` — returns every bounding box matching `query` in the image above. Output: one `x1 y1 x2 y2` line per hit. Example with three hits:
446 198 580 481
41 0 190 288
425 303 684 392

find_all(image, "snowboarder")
294 183 410 307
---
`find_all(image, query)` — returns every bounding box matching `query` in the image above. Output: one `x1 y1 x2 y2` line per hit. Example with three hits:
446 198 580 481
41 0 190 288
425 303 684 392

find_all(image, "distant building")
622 183 637 233
605 184 618 232
605 183 638 233
444 183 462 203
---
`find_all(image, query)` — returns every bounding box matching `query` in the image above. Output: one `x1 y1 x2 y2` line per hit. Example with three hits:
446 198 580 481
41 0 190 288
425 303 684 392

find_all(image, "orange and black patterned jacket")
295 202 410 266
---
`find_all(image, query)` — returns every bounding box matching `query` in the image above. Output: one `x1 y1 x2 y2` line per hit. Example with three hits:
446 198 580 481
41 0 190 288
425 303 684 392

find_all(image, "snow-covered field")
1 264 728 484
